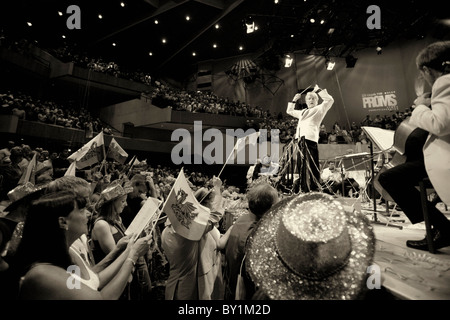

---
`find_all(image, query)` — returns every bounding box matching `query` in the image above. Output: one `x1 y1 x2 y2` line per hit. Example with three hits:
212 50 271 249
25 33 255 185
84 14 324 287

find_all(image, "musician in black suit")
378 41 450 251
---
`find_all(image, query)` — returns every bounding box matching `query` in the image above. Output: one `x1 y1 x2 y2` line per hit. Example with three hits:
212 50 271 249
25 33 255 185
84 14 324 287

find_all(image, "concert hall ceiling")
1 0 449 80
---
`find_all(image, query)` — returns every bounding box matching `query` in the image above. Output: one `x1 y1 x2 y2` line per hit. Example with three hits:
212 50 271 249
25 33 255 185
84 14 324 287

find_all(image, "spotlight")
325 58 335 70
284 54 293 68
245 16 255 33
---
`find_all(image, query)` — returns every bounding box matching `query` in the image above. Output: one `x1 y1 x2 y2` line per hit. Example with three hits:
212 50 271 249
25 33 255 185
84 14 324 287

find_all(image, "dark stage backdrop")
194 36 439 131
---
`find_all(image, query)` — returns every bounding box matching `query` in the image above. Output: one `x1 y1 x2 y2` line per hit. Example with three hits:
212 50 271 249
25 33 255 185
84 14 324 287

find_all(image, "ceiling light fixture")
284 54 293 68
154 20 159 24
98 14 103 19
186 15 190 21
120 2 125 7
213 44 217 48
215 24 220 29
245 16 255 33
162 38 167 44
325 58 335 70
310 18 315 23
58 11 63 16
376 46 382 55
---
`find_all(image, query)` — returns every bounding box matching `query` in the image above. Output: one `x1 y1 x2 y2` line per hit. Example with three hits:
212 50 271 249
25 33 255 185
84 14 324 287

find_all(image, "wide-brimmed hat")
4 182 48 215
94 179 133 211
246 192 375 300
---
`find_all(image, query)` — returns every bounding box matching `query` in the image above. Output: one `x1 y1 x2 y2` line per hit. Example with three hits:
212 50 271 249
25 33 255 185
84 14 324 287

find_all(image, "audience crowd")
0 33 407 301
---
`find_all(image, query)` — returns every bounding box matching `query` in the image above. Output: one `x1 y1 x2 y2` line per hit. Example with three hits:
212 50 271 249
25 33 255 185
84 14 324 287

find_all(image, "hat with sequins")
95 179 133 211
246 192 375 300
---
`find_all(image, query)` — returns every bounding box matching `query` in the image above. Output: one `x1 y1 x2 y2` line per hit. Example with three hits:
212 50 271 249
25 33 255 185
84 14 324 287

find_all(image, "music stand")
361 126 399 227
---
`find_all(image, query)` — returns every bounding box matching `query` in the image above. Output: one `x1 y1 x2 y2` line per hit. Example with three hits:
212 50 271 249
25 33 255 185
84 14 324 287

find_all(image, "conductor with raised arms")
286 84 334 192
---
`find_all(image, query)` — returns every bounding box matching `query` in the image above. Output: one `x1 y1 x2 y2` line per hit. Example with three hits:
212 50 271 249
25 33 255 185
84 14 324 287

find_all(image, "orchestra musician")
378 41 450 251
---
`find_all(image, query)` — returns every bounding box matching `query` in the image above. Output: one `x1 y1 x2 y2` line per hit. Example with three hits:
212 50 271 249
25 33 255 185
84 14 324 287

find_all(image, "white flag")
161 168 210 241
68 132 105 169
64 161 77 176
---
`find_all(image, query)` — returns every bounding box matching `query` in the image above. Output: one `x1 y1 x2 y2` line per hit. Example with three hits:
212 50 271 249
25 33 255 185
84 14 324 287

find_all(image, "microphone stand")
368 139 378 222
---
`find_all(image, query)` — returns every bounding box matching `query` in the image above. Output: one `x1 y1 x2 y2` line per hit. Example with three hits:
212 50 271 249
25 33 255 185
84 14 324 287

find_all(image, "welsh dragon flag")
68 132 105 169
161 168 210 241
106 138 128 164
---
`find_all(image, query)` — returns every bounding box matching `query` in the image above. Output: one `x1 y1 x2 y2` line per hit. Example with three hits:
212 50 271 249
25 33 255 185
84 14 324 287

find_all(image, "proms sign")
362 91 399 112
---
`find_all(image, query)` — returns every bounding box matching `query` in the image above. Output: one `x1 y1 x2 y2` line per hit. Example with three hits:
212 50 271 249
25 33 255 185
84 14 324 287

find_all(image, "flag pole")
217 146 235 179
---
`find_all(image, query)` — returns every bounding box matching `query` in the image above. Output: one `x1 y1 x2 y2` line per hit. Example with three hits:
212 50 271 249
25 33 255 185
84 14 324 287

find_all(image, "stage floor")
360 200 450 300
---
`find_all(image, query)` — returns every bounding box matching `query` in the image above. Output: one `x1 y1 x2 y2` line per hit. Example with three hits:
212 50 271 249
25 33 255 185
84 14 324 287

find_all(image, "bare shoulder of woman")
19 264 101 300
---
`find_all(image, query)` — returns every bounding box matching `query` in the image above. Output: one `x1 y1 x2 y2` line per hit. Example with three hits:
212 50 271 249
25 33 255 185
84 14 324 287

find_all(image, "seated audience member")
13 190 151 300
246 192 375 300
223 182 279 300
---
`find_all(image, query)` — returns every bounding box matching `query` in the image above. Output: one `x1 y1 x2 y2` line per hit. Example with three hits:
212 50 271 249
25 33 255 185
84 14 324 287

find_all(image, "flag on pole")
233 130 261 164
234 131 261 151
68 132 105 169
64 161 77 176
126 155 136 166
161 168 211 241
18 152 37 185
106 138 128 164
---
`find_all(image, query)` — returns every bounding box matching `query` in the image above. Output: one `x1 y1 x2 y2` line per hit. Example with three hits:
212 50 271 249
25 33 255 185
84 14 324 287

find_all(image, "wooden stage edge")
337 197 450 300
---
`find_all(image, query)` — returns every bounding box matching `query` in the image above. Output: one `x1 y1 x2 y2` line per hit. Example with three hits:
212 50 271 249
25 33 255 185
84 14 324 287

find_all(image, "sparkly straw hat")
246 192 375 300
95 179 133 211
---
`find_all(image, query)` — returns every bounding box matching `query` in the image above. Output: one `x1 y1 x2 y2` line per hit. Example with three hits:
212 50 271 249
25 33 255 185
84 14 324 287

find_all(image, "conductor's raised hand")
292 93 302 102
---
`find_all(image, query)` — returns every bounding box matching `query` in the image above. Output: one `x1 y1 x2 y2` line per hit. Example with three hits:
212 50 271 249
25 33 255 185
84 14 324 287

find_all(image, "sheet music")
361 126 395 151
125 197 162 241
